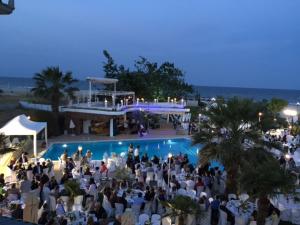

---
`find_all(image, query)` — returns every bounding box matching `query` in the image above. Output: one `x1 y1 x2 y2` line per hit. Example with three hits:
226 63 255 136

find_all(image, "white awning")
0 114 48 158
86 77 118 84
0 114 46 136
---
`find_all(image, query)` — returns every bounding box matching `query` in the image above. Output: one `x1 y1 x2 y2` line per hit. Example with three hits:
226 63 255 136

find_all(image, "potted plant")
161 195 201 225
61 180 85 210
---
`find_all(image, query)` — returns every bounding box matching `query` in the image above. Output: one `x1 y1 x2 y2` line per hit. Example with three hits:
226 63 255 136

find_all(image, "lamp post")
167 152 172 198
258 112 263 123
297 102 300 119
283 109 298 130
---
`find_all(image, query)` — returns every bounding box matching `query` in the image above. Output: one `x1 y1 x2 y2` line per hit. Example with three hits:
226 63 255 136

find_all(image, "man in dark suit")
32 162 43 176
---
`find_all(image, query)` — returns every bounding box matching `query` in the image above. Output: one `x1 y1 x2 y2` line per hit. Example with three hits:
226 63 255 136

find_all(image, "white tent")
0 114 47 157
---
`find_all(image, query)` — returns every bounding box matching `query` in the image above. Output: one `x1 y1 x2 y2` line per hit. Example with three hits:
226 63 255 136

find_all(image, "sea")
1 76 300 104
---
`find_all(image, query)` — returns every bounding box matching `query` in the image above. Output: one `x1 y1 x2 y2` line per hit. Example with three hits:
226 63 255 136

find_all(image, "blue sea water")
1 76 300 103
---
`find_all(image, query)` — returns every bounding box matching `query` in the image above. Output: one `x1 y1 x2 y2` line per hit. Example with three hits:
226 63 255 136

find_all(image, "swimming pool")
43 138 204 165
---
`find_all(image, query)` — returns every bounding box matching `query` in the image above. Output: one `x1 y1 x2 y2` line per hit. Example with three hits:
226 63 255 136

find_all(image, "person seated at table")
141 153 149 163
20 175 31 193
144 186 154 202
87 216 100 225
60 171 70 184
55 199 65 216
48 176 58 190
11 203 23 220
33 162 44 176
170 175 180 189
195 177 204 189
109 190 118 207
211 196 221 224
84 167 93 176
132 178 143 190
219 201 235 225
151 155 160 165
86 177 97 199
93 167 101 182
94 202 108 221
116 190 128 210
7 157 17 170
100 161 108 176
6 183 20 200
132 192 145 207
31 177 39 190
0 173 5 187
38 211 49 225
66 157 75 172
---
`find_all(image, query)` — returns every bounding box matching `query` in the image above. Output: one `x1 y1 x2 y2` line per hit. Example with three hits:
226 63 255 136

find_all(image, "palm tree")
31 67 78 114
193 97 263 193
239 147 295 225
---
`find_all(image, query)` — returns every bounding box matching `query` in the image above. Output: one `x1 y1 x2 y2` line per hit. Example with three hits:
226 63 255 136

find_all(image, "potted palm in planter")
62 180 85 211
161 195 201 225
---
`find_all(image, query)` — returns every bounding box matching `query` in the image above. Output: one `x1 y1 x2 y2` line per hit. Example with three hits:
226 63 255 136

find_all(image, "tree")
239 147 295 225
31 67 78 114
31 67 78 135
102 50 193 100
193 97 263 193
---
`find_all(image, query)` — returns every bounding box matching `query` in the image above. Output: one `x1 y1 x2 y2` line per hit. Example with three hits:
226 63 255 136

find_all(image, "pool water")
43 138 221 167
44 138 200 163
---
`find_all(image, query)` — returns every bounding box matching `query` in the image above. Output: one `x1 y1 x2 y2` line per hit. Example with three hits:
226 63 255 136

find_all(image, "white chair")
139 213 150 225
177 188 187 196
180 181 187 189
49 195 56 212
162 216 172 225
131 204 141 223
146 171 154 183
235 216 247 225
115 203 124 216
238 193 249 202
196 186 204 197
43 168 49 175
60 196 69 212
102 195 113 217
151 214 161 223
218 209 227 225
74 195 83 205
187 189 197 199
143 201 152 216
7 194 18 201
291 209 300 225
26 170 33 181
280 209 291 222
200 192 207 198
187 214 196 225
175 164 181 174
228 193 237 200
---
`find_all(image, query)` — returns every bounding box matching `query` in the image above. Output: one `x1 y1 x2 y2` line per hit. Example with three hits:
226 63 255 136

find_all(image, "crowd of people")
0 138 299 225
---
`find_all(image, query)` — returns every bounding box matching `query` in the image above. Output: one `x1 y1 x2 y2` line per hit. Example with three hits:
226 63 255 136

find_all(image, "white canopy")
0 114 48 158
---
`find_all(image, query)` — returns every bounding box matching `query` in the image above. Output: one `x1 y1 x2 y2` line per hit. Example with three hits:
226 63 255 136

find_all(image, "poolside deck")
48 127 187 144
